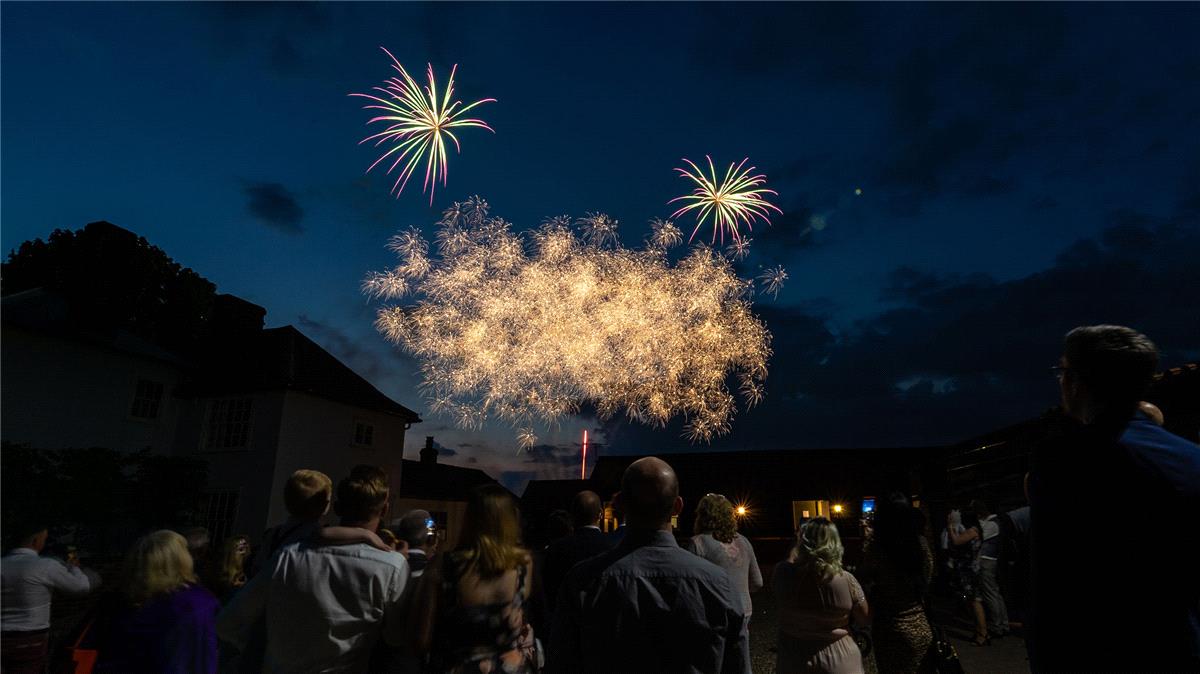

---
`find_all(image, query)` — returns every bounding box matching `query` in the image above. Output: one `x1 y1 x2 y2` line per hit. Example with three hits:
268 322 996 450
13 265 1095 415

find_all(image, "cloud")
601 208 1200 452
296 314 418 385
244 182 304 234
203 3 343 77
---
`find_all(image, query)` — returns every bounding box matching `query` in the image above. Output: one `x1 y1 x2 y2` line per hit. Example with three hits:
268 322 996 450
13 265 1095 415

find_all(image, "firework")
367 197 773 446
669 156 783 245
350 48 495 204
758 265 788 299
725 238 752 261
577 212 620 248
648 218 684 250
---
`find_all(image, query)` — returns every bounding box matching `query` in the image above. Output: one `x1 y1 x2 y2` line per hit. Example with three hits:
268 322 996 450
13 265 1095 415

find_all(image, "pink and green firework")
350 48 495 204
669 156 783 245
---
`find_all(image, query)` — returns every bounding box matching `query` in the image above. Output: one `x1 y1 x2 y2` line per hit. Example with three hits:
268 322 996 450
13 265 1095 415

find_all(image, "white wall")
174 391 287 542
1 326 184 453
267 390 411 529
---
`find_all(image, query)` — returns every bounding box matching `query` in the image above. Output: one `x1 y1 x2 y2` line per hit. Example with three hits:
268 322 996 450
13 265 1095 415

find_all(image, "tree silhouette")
2 221 217 355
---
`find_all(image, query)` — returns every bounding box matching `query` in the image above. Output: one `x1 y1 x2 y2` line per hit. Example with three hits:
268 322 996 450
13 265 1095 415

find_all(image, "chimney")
420 436 438 465
210 294 266 337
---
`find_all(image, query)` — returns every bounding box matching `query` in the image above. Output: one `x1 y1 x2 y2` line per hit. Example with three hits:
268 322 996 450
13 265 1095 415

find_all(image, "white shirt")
218 541 409 673
979 515 1001 560
1 549 97 631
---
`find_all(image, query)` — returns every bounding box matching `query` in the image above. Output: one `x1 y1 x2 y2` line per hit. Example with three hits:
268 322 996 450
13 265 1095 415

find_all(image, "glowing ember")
366 197 773 446
350 48 495 204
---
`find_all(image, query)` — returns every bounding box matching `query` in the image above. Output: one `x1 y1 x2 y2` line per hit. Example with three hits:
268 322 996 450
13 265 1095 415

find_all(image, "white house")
2 288 421 544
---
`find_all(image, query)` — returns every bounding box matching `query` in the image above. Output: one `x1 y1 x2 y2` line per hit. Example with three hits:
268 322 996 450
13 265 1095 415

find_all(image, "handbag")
920 606 964 674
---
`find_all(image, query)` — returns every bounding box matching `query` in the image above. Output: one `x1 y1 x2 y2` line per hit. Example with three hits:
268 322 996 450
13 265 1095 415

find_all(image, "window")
197 489 240 544
354 420 375 447
204 398 253 449
130 379 165 419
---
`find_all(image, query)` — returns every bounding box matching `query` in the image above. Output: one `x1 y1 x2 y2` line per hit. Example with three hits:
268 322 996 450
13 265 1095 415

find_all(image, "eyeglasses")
1050 365 1071 381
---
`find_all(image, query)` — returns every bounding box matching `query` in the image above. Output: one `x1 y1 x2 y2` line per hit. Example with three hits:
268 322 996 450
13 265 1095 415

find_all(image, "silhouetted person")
1031 325 1200 672
542 490 615 615
218 470 409 672
2 524 100 674
548 457 749 673
1138 400 1164 426
394 509 437 577
858 498 933 674
92 530 219 674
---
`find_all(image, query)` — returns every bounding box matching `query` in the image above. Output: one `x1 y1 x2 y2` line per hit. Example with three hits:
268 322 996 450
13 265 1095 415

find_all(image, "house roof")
187 325 421 422
1 288 186 366
399 458 509 501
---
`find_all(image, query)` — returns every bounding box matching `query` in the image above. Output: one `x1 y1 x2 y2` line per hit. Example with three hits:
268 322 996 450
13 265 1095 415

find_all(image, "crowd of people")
1 323 1197 674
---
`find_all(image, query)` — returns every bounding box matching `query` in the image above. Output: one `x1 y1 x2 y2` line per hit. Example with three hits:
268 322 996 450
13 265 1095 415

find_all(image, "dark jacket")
542 526 615 612
547 529 749 674
1030 412 1200 672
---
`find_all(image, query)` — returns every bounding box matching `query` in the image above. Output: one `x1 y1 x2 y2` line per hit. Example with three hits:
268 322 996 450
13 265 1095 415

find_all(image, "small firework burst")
648 218 684 249
517 428 538 451
758 265 788 299
669 156 782 245
725 238 752 261
350 49 495 204
577 212 620 247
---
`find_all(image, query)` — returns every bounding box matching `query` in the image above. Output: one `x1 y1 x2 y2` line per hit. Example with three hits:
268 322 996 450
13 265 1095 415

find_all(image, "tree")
2 221 217 355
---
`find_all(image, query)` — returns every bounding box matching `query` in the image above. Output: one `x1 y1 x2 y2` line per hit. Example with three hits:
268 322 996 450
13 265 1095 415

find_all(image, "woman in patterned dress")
859 498 934 674
413 485 539 674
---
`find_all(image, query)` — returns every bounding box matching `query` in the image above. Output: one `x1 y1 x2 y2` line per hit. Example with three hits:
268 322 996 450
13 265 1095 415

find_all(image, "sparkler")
669 156 783 245
350 48 495 204
367 197 773 446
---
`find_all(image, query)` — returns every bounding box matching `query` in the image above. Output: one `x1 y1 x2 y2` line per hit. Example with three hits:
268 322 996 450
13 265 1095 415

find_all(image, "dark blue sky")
4 3 1198 491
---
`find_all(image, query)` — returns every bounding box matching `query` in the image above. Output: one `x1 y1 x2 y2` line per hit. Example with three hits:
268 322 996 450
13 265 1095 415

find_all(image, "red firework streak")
581 430 588 480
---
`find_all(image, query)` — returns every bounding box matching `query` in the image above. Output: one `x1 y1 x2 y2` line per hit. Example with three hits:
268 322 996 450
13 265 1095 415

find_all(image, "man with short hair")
2 524 100 674
548 458 749 674
1031 325 1200 671
393 509 436 577
541 490 615 615
218 469 409 672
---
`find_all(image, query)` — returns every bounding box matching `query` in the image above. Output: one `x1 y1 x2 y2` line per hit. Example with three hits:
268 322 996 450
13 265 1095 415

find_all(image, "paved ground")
749 583 1030 674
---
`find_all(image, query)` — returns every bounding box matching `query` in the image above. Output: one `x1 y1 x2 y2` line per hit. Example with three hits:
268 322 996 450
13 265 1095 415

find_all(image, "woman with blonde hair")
773 518 869 673
684 493 763 620
413 484 539 673
93 529 219 673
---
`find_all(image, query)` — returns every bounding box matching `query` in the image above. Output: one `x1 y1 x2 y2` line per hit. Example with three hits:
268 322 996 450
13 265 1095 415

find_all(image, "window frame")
201 397 255 452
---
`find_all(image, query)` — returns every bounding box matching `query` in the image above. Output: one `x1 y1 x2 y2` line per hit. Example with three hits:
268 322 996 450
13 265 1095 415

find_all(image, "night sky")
4 3 1198 492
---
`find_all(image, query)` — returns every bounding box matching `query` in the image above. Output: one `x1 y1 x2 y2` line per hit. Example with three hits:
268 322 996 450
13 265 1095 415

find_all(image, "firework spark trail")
350 48 495 204
367 197 773 447
669 156 783 245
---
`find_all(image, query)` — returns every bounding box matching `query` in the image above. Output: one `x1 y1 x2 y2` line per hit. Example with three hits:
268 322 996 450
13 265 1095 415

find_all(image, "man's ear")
672 496 684 517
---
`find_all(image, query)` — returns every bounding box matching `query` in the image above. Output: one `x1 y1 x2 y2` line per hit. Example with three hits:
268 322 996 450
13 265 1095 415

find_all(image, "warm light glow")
366 197 773 447
833 504 844 514
581 429 588 480
736 505 748 517
350 48 495 204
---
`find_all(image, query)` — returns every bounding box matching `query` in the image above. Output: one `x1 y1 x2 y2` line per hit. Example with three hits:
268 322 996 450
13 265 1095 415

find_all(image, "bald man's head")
1138 401 1164 426
570 490 603 528
617 457 682 530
